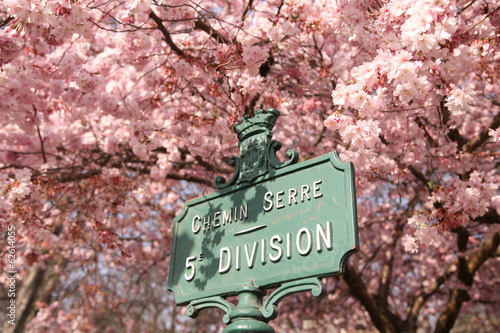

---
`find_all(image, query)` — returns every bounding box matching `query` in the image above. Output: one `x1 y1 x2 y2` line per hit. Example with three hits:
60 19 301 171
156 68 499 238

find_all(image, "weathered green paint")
168 150 358 305
223 283 274 333
168 109 358 304
167 109 359 331
214 109 298 190
184 278 327 333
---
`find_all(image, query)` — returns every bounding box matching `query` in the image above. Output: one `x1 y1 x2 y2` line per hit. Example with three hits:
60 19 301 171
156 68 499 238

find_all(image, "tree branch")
439 98 467 147
13 144 228 188
35 126 47 164
241 0 255 21
3 264 45 333
245 93 261 116
467 232 500 273
414 117 437 147
194 19 231 45
32 105 47 164
406 263 457 328
461 111 500 153
434 231 500 333
377 249 393 308
149 11 185 57
408 165 431 190
0 16 13 29
343 265 403 333
473 207 500 225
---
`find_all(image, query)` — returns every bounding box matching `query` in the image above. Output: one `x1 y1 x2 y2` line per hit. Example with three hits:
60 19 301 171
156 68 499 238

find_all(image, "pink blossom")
126 0 151 14
415 227 441 247
0 1 499 331
434 16 458 42
324 112 351 133
445 85 477 113
489 128 500 143
241 44 271 75
401 234 418 253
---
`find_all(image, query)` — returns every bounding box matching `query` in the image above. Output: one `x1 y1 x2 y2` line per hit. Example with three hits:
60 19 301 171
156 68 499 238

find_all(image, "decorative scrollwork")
214 110 300 189
186 296 235 324
214 156 241 189
261 278 326 320
267 140 299 170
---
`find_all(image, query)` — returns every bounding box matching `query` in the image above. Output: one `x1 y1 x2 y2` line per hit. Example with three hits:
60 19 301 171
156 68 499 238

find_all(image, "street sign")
168 109 359 308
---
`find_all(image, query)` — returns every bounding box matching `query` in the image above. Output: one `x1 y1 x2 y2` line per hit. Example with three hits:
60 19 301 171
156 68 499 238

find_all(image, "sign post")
167 109 359 332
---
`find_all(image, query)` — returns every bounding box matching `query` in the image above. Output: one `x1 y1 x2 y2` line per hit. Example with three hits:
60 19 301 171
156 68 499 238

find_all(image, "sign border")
167 151 358 305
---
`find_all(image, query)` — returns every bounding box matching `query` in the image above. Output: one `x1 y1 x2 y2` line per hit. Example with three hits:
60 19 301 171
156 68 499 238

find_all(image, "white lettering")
223 209 232 224
263 191 273 211
269 235 283 262
236 246 240 271
185 256 196 281
289 188 298 205
197 204 249 232
245 242 258 268
296 227 312 255
301 185 311 202
213 212 221 228
216 222 335 275
240 204 248 220
313 180 323 198
261 239 266 264
261 180 323 213
286 232 292 259
192 215 201 234
219 247 231 273
203 216 210 232
316 222 332 251
276 191 285 209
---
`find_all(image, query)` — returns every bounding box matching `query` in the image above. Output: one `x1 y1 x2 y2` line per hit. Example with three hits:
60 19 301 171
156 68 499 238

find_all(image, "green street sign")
168 109 359 310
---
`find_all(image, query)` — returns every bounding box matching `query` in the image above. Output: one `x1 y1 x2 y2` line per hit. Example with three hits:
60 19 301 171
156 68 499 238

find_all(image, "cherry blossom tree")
1 0 499 332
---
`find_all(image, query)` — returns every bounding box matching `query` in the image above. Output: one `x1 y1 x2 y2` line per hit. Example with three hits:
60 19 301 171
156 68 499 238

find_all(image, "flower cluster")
1 0 499 331
0 168 32 209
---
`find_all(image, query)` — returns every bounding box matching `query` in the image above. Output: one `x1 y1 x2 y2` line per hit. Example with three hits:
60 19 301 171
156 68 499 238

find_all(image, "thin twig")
457 0 478 15
33 105 47 164
461 7 500 35
380 105 438 113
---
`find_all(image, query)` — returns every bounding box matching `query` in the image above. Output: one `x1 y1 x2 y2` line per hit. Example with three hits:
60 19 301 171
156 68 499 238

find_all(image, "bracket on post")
186 278 327 332
186 296 235 325
262 277 326 321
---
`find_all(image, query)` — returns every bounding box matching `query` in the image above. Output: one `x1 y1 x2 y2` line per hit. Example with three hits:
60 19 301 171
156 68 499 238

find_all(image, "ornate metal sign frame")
167 109 359 332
